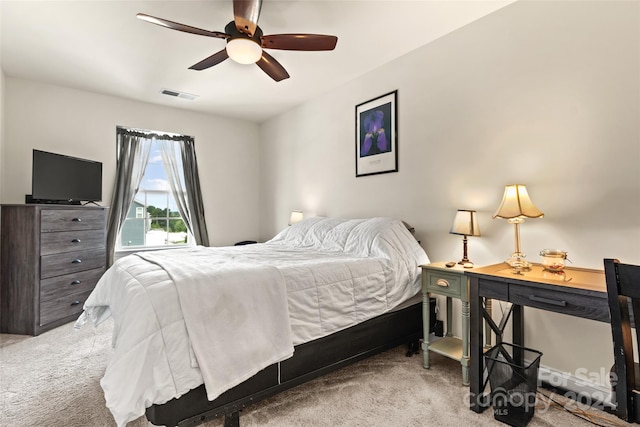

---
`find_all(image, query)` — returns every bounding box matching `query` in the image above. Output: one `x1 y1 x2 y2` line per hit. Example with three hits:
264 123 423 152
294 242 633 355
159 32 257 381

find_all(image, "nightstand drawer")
426 271 463 298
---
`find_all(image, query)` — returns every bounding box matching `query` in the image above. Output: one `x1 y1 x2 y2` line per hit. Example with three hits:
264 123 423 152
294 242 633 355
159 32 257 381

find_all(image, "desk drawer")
478 279 508 300
426 271 463 298
510 284 609 321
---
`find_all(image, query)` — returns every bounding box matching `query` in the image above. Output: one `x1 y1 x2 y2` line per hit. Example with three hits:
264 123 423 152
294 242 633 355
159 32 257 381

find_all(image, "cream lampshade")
289 210 304 226
450 209 481 266
493 184 543 271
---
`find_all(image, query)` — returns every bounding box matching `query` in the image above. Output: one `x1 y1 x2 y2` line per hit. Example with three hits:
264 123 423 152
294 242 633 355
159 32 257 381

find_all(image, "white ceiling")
1 0 514 123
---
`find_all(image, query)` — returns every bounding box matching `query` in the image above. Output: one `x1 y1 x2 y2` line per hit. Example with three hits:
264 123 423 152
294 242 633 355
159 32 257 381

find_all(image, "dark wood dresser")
1 204 108 335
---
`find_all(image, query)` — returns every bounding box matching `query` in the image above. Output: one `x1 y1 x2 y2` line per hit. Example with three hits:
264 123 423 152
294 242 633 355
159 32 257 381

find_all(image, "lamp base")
457 235 474 268
505 252 531 273
457 259 474 268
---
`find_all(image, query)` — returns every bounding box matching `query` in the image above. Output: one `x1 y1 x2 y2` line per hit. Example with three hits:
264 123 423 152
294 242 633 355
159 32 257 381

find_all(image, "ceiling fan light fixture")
137 3 337 82
226 38 262 64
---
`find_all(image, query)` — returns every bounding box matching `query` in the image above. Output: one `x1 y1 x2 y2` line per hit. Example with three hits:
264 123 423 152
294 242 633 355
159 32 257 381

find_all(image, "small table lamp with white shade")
450 209 481 267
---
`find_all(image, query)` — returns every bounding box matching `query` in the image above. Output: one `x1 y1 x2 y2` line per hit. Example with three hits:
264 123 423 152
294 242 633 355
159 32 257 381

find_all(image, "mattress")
77 217 429 426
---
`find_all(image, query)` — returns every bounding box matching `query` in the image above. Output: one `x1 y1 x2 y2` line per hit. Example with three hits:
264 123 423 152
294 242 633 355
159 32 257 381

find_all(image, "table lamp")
289 210 304 225
493 184 543 271
450 209 480 267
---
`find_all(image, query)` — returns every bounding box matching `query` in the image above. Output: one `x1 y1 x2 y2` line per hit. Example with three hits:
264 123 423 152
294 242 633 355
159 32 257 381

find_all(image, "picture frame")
355 90 398 177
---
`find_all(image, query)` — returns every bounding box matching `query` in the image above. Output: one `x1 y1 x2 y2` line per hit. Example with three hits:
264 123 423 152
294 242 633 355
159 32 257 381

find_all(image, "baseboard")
538 364 614 411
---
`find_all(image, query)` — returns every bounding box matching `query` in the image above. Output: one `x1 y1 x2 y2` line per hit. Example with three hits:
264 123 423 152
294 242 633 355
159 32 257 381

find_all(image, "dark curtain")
106 129 152 265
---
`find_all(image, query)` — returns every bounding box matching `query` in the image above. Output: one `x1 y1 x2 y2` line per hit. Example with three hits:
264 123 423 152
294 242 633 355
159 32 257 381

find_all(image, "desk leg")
469 276 487 412
513 304 524 346
422 290 431 369
512 304 525 367
485 299 492 349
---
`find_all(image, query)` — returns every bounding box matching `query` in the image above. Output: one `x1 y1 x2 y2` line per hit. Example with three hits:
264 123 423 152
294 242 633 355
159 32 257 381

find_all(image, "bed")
77 216 429 427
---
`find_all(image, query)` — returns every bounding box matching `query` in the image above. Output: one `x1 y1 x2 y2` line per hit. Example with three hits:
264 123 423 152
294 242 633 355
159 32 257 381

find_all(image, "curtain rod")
116 126 194 142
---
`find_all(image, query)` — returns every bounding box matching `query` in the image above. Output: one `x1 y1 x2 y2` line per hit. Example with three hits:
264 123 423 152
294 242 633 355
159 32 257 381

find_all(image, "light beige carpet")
0 319 631 427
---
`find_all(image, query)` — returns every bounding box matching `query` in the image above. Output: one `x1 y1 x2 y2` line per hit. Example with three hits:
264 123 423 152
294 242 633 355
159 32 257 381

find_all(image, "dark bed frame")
145 298 423 427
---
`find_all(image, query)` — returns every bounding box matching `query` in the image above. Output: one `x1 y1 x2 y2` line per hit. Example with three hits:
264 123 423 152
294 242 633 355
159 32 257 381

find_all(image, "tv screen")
32 150 102 203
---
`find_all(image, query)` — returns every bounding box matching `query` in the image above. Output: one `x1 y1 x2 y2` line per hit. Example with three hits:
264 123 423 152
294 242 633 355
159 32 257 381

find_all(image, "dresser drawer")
426 271 463 298
40 229 105 255
40 248 106 279
41 209 106 232
40 268 103 302
40 289 92 326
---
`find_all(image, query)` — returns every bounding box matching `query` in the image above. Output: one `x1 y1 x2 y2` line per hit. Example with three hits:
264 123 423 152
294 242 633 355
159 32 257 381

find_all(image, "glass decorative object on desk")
539 249 570 272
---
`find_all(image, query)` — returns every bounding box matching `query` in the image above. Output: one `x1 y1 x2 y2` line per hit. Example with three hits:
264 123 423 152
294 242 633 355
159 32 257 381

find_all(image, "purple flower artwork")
355 90 397 177
359 101 392 158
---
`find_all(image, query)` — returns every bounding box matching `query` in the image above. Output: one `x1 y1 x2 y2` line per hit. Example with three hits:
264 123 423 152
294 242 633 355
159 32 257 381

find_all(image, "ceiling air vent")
160 89 198 101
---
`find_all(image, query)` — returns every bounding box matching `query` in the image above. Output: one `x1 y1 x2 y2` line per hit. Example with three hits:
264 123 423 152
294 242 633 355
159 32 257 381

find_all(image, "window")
108 127 209 265
117 139 193 249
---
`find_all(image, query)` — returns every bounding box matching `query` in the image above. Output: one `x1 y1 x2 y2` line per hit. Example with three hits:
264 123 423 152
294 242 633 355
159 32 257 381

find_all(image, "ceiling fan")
137 0 338 82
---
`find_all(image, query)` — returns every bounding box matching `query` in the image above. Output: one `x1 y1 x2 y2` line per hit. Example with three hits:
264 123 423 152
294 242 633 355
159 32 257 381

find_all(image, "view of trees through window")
147 205 187 233
118 140 191 248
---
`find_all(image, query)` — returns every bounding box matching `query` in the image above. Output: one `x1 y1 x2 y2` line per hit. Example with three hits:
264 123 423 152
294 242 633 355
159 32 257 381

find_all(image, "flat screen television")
31 149 102 204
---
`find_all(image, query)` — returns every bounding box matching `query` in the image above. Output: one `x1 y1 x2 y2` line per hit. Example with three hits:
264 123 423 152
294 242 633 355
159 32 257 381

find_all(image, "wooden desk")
466 262 607 412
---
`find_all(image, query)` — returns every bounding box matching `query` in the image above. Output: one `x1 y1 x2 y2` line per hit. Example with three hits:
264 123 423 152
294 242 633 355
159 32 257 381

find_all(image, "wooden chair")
605 258 640 422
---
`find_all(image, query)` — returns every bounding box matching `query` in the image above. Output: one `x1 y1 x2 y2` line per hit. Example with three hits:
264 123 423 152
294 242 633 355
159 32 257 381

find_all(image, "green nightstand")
421 262 492 386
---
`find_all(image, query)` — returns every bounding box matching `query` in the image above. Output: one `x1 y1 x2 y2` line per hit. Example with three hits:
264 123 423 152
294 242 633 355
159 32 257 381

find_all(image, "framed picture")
355 90 398 177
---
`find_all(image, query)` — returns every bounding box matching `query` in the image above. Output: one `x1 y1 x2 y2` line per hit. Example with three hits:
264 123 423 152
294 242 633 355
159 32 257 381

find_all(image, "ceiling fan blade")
261 34 338 51
233 0 262 37
189 49 230 70
136 13 229 39
256 51 290 82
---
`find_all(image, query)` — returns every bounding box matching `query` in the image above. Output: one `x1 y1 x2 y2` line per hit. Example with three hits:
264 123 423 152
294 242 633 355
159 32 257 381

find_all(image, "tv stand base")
25 195 82 205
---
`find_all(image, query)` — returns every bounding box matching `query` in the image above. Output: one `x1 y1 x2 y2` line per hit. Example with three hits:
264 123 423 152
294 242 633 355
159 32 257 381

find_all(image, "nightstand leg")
422 290 431 369
446 296 453 337
461 299 470 386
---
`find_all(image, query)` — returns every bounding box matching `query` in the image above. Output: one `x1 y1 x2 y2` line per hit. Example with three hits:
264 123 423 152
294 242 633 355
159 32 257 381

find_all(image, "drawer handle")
436 279 450 287
529 295 567 307
71 259 82 264
71 217 82 222
70 280 81 286
71 238 82 243
70 300 82 306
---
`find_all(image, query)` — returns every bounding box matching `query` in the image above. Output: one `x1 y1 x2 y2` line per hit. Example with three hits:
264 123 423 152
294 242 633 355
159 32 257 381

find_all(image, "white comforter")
134 251 294 404
78 217 429 426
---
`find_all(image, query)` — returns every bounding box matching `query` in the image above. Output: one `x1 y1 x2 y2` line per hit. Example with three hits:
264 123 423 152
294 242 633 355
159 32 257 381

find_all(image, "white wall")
3 78 261 246
259 1 640 384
